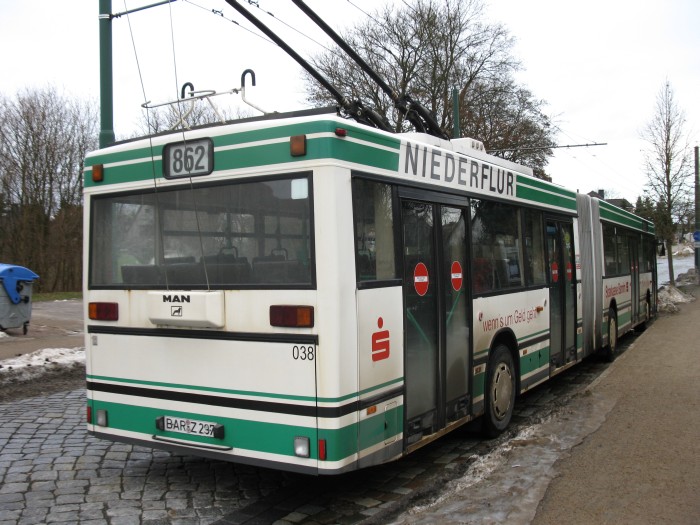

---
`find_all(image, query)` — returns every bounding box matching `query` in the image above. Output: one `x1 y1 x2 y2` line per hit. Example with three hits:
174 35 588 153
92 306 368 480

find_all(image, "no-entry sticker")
414 262 429 296
451 261 463 291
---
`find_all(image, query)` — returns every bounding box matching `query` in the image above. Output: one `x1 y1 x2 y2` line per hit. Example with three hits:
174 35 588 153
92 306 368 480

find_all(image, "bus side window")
351 178 397 282
602 223 618 276
523 209 546 286
470 200 522 293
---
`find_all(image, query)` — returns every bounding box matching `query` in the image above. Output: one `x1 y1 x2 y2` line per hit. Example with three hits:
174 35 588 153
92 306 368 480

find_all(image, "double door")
546 219 576 368
401 196 471 444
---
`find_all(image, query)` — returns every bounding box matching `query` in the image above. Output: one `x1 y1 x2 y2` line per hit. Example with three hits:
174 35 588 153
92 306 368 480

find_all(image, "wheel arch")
491 328 520 395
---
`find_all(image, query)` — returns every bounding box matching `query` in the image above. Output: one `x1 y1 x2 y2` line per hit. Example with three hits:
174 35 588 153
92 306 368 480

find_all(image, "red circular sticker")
414 262 429 296
566 261 573 281
551 261 559 283
451 261 463 291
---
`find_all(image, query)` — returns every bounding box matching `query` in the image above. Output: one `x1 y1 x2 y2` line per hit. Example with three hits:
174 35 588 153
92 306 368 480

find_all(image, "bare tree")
463 78 555 179
640 81 693 285
0 87 98 291
303 0 555 177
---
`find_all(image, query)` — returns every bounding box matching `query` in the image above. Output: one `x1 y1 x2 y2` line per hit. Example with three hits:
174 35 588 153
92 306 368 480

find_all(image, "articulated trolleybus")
84 107 656 474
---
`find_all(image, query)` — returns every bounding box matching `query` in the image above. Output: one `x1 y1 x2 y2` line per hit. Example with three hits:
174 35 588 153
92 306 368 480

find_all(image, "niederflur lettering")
403 141 514 197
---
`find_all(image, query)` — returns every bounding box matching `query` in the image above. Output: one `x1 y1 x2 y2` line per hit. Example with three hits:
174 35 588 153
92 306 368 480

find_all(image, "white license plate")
163 416 218 437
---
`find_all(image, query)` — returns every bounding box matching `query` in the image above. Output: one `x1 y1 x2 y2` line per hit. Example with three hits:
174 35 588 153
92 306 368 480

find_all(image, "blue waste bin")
0 264 39 335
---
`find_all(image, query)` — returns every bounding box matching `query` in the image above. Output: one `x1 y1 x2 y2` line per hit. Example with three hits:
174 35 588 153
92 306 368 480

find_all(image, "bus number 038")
292 345 315 361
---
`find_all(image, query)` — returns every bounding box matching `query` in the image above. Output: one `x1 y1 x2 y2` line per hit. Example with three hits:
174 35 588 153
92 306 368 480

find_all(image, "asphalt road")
0 300 84 362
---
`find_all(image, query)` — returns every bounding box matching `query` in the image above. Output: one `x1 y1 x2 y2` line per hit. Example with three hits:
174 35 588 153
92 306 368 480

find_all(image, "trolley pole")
694 146 699 278
99 0 115 148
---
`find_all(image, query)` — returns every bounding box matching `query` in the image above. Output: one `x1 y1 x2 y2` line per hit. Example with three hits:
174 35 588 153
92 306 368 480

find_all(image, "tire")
603 307 618 362
637 298 651 332
482 344 516 438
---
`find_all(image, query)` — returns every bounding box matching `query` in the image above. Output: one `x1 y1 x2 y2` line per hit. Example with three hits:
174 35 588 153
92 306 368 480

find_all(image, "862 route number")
292 345 315 361
163 137 214 179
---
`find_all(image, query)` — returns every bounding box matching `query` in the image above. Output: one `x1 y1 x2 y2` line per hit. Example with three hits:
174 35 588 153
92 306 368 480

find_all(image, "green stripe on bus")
516 183 577 211
85 136 398 187
517 175 577 199
519 346 550 375
84 120 401 187
89 399 402 462
599 200 653 232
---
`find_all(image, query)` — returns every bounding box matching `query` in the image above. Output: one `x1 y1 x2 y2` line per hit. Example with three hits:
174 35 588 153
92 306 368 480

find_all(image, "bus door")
401 197 471 446
546 219 576 368
629 236 640 323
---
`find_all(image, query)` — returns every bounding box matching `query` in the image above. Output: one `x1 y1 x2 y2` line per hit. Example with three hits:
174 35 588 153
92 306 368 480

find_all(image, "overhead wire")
182 0 274 45
165 0 212 289
554 127 645 198
245 0 336 54
121 0 170 288
345 0 385 27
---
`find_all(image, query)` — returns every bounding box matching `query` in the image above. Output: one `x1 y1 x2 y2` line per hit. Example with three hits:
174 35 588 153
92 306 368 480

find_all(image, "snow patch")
673 245 695 257
657 284 695 313
0 347 85 384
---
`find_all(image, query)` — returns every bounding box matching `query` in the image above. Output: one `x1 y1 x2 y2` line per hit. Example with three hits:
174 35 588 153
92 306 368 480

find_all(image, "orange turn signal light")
270 305 314 328
290 135 307 156
89 302 119 321
92 164 104 183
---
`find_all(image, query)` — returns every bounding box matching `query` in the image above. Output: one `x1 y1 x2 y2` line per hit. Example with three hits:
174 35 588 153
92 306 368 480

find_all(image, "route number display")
163 138 214 179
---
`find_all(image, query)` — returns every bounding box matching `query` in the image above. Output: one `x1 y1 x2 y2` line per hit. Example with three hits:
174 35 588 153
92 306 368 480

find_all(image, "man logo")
163 294 191 303
171 306 183 317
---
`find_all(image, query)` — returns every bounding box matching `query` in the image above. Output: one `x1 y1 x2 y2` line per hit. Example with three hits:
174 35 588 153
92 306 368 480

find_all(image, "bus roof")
84 111 580 214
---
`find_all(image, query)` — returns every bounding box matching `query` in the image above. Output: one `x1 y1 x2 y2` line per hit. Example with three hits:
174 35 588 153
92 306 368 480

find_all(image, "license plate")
162 416 219 438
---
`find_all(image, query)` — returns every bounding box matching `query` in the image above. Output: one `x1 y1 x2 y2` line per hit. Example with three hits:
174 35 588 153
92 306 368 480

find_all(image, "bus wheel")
482 344 516 438
604 308 618 362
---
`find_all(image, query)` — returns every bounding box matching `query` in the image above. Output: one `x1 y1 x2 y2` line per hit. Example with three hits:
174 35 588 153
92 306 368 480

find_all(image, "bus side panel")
357 286 404 468
312 166 364 473
86 332 320 472
472 288 550 400
602 276 633 341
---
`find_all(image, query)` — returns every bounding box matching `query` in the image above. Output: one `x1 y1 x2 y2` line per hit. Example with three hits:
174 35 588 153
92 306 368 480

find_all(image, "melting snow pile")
0 347 85 384
658 282 695 313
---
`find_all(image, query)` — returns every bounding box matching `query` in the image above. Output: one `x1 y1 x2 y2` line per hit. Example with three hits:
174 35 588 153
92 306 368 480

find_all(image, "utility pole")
98 0 177 148
694 145 699 279
99 0 115 148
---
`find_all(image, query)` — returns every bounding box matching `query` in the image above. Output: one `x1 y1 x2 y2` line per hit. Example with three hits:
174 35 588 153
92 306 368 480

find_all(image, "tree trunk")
667 238 675 286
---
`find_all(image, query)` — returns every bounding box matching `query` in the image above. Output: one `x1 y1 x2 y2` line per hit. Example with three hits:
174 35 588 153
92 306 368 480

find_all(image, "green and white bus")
84 108 656 474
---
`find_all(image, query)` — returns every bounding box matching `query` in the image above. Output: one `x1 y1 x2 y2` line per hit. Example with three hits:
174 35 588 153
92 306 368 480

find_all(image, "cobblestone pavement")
0 338 625 525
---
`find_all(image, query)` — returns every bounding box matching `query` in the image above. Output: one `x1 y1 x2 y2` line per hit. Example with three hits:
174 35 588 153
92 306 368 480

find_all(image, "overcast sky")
1 0 698 202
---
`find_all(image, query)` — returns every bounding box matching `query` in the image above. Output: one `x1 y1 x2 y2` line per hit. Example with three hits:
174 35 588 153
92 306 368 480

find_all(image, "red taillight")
87 405 92 424
334 127 347 137
318 439 327 461
89 302 119 321
269 305 314 328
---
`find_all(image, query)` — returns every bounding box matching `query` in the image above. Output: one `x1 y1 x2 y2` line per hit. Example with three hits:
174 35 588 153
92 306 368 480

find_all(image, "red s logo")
372 317 390 362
